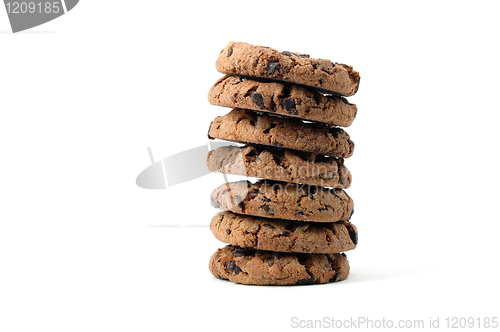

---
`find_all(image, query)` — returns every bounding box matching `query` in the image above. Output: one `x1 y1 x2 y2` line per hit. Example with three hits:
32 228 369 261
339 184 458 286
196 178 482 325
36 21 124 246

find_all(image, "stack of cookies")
206 42 360 285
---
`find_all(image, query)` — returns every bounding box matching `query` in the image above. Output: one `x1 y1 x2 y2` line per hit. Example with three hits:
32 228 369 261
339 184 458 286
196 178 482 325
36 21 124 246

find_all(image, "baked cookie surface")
216 42 360 96
210 211 357 254
208 75 357 127
210 180 354 222
207 145 352 188
209 245 350 285
208 109 354 158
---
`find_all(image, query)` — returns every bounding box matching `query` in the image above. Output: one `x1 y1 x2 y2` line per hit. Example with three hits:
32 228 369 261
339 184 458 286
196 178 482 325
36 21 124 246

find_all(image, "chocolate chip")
270 183 280 194
234 249 255 257
334 268 346 281
272 148 286 157
226 229 232 235
328 127 343 134
250 92 265 108
247 190 258 200
297 254 308 265
260 204 273 214
282 51 309 58
263 223 275 229
285 223 302 232
266 61 280 74
308 185 317 195
246 147 260 157
325 232 332 244
282 98 298 115
265 256 275 267
319 172 334 180
233 195 245 209
348 227 358 245
227 44 234 57
329 273 341 282
227 261 241 274
296 274 315 285
263 123 276 134
354 77 360 94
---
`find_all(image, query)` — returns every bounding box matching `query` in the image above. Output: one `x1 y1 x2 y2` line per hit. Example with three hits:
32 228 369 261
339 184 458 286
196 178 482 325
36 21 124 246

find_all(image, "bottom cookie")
209 245 349 286
210 211 358 254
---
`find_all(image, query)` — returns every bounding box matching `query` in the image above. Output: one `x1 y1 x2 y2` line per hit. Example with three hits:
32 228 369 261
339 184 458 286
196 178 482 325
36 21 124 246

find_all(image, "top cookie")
216 42 360 96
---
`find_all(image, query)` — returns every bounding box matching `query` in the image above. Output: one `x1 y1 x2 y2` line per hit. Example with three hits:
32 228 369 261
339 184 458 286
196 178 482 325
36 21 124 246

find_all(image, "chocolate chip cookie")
210 180 354 222
208 109 354 158
207 145 352 188
208 75 357 127
216 42 360 96
209 245 350 285
211 211 357 254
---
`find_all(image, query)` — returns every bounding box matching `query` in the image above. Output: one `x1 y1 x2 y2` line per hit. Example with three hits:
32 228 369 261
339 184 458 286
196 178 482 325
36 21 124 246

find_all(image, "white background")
1 1 499 331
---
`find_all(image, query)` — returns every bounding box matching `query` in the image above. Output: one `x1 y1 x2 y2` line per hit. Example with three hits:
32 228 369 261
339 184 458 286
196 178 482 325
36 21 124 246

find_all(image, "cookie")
208 75 357 127
208 109 354 158
216 42 360 96
209 245 350 285
207 145 352 188
210 211 358 254
210 180 354 222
